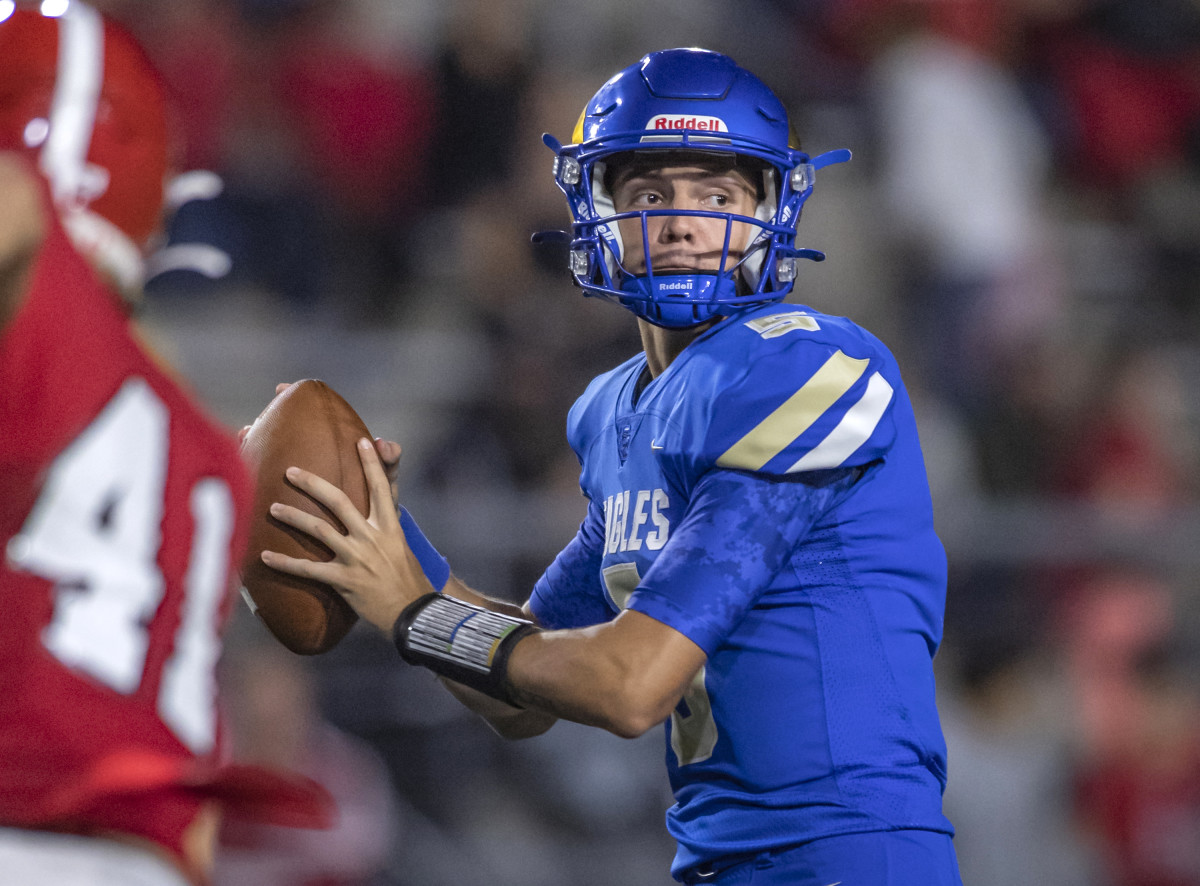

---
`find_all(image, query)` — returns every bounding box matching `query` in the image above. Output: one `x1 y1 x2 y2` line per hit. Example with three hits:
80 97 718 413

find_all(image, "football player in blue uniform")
262 48 963 885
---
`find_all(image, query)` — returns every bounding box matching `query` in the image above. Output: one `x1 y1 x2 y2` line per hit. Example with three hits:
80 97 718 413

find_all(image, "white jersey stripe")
716 349 868 471
40 2 105 207
787 371 894 472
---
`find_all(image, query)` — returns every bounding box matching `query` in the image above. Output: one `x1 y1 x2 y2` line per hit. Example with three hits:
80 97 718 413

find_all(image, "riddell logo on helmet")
646 115 729 132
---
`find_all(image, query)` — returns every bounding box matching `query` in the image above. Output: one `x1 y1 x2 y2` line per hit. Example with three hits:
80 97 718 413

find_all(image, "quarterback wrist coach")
398 506 450 591
393 593 538 705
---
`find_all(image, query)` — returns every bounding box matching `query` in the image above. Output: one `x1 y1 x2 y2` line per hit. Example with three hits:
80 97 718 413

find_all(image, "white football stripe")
41 1 104 206
787 371 894 472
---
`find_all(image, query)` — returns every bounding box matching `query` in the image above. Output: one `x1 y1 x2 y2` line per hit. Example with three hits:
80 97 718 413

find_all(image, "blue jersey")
529 303 954 877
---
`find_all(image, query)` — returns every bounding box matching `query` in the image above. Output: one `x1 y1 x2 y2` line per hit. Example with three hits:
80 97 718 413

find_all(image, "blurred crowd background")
89 0 1200 882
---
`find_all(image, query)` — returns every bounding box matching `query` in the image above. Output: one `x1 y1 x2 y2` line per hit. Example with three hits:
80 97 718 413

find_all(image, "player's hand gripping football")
259 434 434 634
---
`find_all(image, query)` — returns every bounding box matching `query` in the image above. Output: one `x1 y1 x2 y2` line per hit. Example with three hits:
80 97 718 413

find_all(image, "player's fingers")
374 438 402 465
237 425 251 445
373 438 402 499
283 466 365 531
267 502 346 550
357 438 398 525
261 547 341 584
275 381 294 394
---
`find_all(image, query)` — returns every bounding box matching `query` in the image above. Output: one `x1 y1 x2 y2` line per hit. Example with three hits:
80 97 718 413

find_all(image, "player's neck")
638 317 720 378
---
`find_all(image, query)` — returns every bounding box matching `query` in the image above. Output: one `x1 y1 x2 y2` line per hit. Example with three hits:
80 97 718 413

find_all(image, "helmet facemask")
540 48 850 328
578 151 774 327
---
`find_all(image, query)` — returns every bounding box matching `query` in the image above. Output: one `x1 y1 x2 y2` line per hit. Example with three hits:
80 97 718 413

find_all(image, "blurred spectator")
939 580 1104 886
1028 0 1200 193
131 0 437 317
132 0 326 305
883 0 1060 403
840 0 1065 427
416 185 637 597
1055 343 1197 520
1057 569 1200 886
1026 0 1200 334
1057 569 1178 760
215 637 400 886
270 0 437 319
1074 643 1200 886
427 0 534 209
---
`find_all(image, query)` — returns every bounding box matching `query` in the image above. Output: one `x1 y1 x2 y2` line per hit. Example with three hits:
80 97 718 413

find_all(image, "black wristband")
392 593 537 706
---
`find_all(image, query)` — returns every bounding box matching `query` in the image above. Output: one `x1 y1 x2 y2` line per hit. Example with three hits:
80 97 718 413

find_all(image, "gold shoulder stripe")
716 350 869 471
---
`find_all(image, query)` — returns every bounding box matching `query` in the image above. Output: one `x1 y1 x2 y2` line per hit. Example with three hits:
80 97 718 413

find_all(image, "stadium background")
87 0 1200 882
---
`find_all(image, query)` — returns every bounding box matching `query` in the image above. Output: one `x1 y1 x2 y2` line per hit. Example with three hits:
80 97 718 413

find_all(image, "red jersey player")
0 3 329 884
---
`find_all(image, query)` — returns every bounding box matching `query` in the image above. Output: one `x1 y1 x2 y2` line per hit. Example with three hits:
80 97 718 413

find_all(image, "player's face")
610 161 759 276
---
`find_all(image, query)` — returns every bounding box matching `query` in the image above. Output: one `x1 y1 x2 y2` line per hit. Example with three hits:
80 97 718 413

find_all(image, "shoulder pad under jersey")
667 308 899 476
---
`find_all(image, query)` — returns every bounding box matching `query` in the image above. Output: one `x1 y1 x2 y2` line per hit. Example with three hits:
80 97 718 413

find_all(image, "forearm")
437 676 556 739
432 575 558 738
502 611 703 739
503 627 640 735
395 587 702 740
436 617 663 739
420 509 612 734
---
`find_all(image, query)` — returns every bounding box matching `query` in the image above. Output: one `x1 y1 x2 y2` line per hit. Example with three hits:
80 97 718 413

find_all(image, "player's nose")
657 209 700 242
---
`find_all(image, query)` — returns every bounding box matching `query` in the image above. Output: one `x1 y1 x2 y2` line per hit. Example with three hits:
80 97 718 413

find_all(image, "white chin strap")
62 207 146 304
740 168 777 291
590 161 625 278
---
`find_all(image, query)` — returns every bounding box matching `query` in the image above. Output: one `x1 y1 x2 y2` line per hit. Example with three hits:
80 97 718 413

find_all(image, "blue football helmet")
540 48 850 328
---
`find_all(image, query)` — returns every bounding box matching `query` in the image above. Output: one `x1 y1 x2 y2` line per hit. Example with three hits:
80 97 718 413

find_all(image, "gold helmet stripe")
571 107 588 145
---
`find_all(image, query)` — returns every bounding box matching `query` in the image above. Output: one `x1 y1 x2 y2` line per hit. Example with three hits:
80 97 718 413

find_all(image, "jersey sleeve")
528 498 613 630
626 466 861 656
672 333 898 480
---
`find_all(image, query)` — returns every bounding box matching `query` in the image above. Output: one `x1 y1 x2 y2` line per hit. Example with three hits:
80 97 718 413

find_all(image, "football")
239 380 368 654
